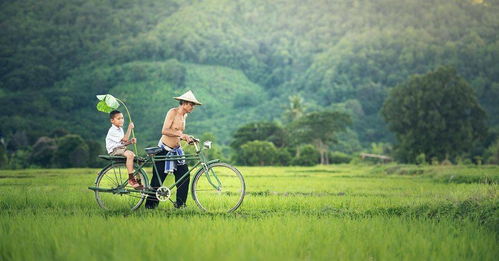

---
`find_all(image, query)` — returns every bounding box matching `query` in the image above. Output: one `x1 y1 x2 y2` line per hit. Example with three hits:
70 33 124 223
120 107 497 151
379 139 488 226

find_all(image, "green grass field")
0 164 497 260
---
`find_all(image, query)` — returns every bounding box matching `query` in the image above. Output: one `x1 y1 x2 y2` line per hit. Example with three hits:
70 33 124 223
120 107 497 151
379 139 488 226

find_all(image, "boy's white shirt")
106 125 125 153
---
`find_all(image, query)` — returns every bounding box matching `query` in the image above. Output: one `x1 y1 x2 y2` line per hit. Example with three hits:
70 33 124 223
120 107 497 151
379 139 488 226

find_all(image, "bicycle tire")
94 163 147 211
191 162 245 213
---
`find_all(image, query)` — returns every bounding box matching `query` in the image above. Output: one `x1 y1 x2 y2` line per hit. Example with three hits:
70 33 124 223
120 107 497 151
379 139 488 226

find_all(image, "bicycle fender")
206 159 221 165
194 159 221 176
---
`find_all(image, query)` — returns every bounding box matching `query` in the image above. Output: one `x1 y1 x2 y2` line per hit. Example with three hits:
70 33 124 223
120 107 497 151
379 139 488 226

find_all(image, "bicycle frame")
89 141 222 197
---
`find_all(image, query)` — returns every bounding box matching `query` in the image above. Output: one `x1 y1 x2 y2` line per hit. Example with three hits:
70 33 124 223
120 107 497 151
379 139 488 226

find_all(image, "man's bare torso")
160 108 186 148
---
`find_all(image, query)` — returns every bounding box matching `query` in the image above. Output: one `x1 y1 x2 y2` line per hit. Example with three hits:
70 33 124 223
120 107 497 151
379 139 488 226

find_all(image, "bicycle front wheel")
94 163 147 211
191 163 245 213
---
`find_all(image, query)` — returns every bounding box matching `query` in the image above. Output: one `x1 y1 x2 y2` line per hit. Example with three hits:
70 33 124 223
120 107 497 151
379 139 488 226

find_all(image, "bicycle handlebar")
189 136 201 153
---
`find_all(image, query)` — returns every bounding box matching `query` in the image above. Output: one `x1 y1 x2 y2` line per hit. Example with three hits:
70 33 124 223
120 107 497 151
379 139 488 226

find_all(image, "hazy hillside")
1 0 498 152
65 60 270 147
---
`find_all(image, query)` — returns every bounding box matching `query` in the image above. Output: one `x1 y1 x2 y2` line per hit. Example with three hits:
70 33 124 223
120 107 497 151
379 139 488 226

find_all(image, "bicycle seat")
145 147 163 155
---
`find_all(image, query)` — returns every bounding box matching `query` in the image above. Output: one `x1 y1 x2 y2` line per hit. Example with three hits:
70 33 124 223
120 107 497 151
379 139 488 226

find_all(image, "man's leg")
145 150 168 209
173 164 189 207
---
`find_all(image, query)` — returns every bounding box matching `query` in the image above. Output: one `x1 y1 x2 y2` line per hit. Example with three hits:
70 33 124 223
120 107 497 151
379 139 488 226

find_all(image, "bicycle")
88 138 246 213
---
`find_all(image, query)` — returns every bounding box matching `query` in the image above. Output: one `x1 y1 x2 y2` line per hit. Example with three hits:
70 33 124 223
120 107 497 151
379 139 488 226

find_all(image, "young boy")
106 110 143 189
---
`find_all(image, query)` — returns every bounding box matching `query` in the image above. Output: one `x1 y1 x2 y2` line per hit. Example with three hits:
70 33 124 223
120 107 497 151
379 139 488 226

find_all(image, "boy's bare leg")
123 150 135 174
124 150 143 189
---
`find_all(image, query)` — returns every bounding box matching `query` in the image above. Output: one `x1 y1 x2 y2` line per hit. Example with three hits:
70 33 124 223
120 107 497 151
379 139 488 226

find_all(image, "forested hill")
1 0 498 151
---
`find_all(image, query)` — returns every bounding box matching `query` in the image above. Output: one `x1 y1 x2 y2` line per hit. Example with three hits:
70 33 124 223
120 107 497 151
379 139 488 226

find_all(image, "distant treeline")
2 67 499 168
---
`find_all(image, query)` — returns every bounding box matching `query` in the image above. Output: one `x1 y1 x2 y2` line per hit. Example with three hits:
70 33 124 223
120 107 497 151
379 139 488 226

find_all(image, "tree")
382 66 487 163
50 128 70 138
290 111 351 164
0 140 7 168
87 140 105 168
52 135 89 168
282 95 306 123
238 141 277 166
230 122 287 150
275 148 292 166
8 149 31 169
30 137 57 168
329 151 352 164
6 130 29 152
291 145 320 166
485 139 499 164
2 0 499 160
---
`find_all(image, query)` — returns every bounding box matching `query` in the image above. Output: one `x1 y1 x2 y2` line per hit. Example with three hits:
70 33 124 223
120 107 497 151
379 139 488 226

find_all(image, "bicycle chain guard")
155 186 171 202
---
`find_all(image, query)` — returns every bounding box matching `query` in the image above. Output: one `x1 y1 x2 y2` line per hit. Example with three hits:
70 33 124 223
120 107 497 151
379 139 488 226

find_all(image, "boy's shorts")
110 146 128 156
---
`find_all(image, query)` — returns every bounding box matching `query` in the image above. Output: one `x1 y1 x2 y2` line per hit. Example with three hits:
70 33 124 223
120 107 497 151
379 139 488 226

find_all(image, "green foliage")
231 113 351 165
50 128 70 138
230 112 350 166
231 122 287 150
328 151 352 164
282 95 306 124
369 142 392 156
237 140 277 166
290 111 351 146
330 129 363 154
0 142 7 168
96 62 270 148
415 153 428 166
96 94 120 113
8 149 31 169
382 66 487 163
30 137 57 168
86 140 105 168
290 111 351 164
431 157 440 166
6 130 29 152
291 145 319 166
20 135 102 168
275 148 292 166
53 135 89 168
1 0 499 167
485 139 499 164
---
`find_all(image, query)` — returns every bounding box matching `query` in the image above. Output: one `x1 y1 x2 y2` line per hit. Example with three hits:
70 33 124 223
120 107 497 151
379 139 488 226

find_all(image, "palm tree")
283 95 306 123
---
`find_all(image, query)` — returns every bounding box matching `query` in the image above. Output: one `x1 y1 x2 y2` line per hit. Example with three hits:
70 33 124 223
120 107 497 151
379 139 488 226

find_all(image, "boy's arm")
121 138 136 146
122 122 134 142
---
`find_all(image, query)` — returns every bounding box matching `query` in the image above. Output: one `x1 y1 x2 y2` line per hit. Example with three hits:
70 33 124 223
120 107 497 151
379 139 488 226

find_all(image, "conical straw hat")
174 90 202 105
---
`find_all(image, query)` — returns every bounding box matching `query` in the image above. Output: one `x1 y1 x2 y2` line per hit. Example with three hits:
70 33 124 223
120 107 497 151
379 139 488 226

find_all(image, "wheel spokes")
193 164 245 213
95 164 146 211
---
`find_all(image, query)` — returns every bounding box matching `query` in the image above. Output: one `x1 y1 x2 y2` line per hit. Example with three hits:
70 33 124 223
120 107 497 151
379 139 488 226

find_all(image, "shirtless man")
145 90 202 209
160 101 195 148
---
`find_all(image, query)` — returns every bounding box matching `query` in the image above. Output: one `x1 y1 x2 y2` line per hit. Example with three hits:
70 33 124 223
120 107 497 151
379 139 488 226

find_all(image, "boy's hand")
130 138 137 144
128 122 135 129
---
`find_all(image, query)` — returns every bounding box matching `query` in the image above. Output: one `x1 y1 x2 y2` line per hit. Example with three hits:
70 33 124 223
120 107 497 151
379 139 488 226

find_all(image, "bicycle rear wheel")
191 163 245 213
94 163 147 211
